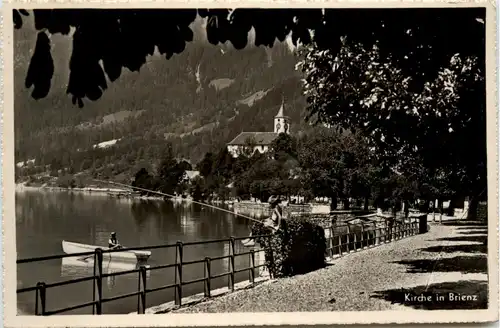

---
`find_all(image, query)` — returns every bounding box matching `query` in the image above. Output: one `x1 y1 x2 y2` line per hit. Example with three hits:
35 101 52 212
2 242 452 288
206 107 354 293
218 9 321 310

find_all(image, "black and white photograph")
3 2 498 326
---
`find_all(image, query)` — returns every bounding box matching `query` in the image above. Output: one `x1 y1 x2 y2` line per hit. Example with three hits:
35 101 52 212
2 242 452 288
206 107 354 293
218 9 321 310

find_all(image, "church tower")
274 100 290 134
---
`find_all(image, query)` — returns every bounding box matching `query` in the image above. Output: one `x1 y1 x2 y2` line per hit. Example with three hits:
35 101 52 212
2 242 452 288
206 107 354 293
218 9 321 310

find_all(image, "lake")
16 190 262 315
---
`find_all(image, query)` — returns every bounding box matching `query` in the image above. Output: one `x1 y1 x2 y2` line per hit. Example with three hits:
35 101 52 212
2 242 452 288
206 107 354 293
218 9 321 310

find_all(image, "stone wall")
233 201 319 218
233 202 368 220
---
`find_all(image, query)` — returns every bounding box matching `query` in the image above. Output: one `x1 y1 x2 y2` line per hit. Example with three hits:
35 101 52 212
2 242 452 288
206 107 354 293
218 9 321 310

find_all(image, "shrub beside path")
171 215 488 312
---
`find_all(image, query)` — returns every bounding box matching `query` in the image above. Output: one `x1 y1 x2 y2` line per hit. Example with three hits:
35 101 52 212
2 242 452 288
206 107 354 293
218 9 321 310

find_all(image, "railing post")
346 225 351 252
384 218 388 242
229 237 235 292
35 282 46 316
389 219 394 241
249 250 255 283
204 257 211 297
418 215 428 234
353 231 358 251
92 253 96 314
175 241 183 306
138 266 147 314
361 224 365 248
94 248 103 315
328 227 334 257
338 234 342 256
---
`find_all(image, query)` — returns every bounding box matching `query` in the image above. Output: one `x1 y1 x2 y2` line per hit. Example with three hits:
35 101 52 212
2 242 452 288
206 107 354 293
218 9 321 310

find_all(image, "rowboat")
62 240 151 262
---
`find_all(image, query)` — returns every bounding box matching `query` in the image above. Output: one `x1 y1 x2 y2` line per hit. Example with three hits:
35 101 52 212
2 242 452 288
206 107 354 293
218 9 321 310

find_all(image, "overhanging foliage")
14 8 485 106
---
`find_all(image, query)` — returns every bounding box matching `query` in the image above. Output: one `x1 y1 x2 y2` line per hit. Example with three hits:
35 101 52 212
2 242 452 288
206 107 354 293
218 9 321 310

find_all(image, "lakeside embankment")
16 182 126 193
153 215 488 313
15 182 168 200
15 184 340 211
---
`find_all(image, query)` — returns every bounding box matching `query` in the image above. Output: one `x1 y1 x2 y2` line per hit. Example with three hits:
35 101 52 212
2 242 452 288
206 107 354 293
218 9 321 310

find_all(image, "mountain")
14 15 308 180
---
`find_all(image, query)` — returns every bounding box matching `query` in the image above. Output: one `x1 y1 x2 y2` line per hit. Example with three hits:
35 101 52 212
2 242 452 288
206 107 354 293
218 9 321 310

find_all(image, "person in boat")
108 232 122 249
241 195 283 247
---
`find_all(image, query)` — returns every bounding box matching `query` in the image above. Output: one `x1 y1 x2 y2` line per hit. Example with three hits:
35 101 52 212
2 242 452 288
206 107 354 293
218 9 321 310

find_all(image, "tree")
197 152 214 177
270 133 297 161
298 127 374 210
177 160 193 172
14 8 485 106
211 147 234 181
56 174 76 189
132 167 155 195
157 146 185 194
190 176 206 201
297 38 486 218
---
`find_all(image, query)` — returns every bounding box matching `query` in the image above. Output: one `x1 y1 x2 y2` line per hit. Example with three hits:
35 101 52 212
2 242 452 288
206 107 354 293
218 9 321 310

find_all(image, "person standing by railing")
241 195 283 247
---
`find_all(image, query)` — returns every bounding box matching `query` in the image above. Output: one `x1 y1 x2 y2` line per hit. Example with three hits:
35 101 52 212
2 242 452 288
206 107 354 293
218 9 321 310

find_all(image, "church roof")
275 102 285 118
227 132 279 146
275 99 291 118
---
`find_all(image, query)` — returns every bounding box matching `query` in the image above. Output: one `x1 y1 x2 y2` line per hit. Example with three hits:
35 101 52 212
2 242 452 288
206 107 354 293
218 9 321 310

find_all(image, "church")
227 102 290 158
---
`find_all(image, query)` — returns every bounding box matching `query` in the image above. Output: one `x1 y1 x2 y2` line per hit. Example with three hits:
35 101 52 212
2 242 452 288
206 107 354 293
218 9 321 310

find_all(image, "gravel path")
171 217 488 313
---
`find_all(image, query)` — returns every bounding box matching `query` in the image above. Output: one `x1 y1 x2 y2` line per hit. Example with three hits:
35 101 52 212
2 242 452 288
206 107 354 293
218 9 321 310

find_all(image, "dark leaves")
66 28 108 106
17 8 486 106
13 9 29 29
25 32 54 99
206 10 231 45
33 9 77 35
13 10 22 29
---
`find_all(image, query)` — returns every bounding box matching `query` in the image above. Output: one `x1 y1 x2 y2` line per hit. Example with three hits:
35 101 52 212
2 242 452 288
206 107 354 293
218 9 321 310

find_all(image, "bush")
252 216 327 278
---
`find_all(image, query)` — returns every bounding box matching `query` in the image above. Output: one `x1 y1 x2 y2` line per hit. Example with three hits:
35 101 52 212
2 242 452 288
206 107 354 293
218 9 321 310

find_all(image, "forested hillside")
14 16 307 181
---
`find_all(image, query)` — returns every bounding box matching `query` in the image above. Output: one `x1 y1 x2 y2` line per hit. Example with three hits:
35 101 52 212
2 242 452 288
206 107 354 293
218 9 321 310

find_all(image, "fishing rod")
92 178 265 225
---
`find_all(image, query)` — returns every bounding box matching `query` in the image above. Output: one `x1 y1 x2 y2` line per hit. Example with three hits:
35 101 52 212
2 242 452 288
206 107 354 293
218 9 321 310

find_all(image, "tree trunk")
364 196 369 211
356 198 362 208
467 197 479 220
330 196 338 211
446 197 456 216
343 198 350 210
439 198 443 222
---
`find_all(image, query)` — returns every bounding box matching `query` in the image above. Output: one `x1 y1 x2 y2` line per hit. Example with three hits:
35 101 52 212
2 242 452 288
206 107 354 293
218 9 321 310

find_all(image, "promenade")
172 216 488 312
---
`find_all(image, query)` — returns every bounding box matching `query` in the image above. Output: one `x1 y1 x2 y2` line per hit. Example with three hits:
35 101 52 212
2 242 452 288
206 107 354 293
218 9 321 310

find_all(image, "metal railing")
17 234 272 316
17 215 426 316
325 217 422 258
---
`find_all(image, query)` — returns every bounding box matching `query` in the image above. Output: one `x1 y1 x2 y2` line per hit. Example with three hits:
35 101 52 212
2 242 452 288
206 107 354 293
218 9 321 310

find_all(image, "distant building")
183 170 200 183
227 101 290 158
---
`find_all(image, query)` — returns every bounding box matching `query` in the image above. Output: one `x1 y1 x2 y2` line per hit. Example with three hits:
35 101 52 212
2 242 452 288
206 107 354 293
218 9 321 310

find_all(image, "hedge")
251 216 327 278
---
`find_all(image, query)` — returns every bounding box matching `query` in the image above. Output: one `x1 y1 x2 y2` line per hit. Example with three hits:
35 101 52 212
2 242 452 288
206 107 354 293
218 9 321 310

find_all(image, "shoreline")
14 183 196 202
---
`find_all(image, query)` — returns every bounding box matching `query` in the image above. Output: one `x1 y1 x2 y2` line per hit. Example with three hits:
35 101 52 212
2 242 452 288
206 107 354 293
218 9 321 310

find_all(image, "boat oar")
76 246 121 262
77 254 95 262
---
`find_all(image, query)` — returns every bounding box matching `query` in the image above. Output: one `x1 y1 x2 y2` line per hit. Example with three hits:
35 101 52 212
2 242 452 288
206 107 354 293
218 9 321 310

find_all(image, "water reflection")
61 257 151 290
233 207 269 220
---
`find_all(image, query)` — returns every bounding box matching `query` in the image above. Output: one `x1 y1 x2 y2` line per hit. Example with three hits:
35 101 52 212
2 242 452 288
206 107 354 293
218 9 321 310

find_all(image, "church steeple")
276 100 285 118
274 99 290 134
